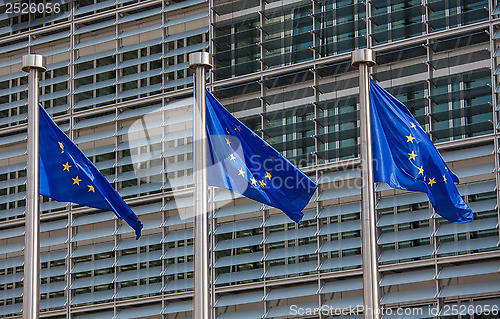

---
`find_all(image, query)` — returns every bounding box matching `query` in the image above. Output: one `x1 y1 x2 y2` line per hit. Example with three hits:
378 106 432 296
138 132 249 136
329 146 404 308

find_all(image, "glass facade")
0 0 499 318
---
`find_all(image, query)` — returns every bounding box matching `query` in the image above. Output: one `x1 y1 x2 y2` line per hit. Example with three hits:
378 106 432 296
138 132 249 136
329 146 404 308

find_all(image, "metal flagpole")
351 49 380 319
22 54 46 319
189 52 212 319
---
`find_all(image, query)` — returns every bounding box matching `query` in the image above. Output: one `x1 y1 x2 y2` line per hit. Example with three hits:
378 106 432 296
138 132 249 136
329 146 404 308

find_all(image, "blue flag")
206 90 318 224
39 105 143 238
370 79 473 223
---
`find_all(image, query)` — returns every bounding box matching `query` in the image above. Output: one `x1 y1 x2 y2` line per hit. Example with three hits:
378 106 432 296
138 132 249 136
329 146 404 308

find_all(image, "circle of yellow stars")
59 142 95 192
406 122 449 188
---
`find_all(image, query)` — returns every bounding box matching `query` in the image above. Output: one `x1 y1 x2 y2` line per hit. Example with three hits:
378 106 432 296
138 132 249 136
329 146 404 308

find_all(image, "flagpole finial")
189 52 212 70
22 54 46 73
351 49 376 67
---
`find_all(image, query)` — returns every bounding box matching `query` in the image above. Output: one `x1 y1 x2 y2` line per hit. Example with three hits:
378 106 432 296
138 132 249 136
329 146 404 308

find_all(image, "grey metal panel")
319 185 361 201
72 212 115 227
378 209 433 227
438 280 500 298
318 220 361 236
266 302 318 318
162 261 193 275
322 296 363 311
116 250 162 267
76 49 116 64
163 245 193 259
380 269 435 286
379 245 434 263
71 258 114 274
163 278 193 292
214 268 264 285
215 202 262 218
319 255 362 271
319 237 362 253
436 218 498 236
115 266 162 282
0 257 23 269
115 301 162 317
264 226 317 244
118 7 161 23
321 278 363 294
265 260 317 277
162 300 193 314
72 227 114 242
163 11 208 28
266 283 317 301
381 287 436 304
74 19 115 35
74 34 115 49
214 251 262 268
263 209 315 227
378 227 433 245
74 64 115 80
215 234 262 251
377 192 429 210
215 291 264 307
71 242 115 258
437 260 500 279
0 226 24 240
319 202 361 219
118 22 162 39
71 274 114 289
264 243 316 261
70 290 114 305
115 234 162 251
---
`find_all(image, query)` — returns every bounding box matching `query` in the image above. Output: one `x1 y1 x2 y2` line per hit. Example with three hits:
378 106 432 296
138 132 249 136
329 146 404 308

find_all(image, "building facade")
0 0 499 318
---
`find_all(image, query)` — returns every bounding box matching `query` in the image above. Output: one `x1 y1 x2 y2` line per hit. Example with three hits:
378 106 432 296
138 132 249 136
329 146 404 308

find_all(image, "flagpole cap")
189 52 212 70
22 54 46 73
351 49 376 67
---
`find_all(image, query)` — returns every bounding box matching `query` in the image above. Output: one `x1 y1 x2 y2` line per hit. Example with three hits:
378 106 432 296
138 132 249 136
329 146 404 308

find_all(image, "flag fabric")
206 90 318 224
39 105 143 238
370 79 473 223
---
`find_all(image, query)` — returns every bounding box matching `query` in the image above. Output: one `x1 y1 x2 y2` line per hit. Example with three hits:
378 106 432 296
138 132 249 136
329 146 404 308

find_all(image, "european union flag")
39 105 143 238
206 90 318 224
370 79 473 223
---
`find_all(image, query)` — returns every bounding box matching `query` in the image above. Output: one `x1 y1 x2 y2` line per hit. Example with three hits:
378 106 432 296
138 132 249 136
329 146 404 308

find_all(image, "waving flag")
206 90 318 224
39 105 143 238
370 79 473 223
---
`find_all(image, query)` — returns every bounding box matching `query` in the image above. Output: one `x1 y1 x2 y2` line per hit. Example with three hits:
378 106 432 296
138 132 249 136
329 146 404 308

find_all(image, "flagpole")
352 49 380 319
22 54 46 319
189 52 212 319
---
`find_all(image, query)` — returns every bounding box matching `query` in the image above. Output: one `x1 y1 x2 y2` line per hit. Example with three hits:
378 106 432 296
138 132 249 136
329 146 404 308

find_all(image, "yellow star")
265 172 272 180
408 151 417 161
443 174 447 183
418 166 424 175
88 185 95 192
406 134 416 143
72 176 81 186
410 122 416 129
259 180 266 187
234 125 242 132
238 168 245 177
423 175 426 181
252 132 257 137
226 138 231 146
229 153 236 162
58 142 64 154
428 178 436 186
250 177 258 186
62 162 71 171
